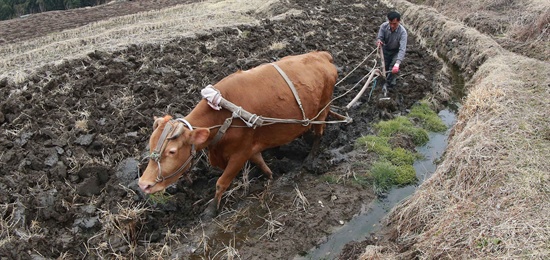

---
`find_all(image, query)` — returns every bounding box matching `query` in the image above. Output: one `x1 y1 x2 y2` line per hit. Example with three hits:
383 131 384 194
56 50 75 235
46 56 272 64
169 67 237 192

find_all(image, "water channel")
295 108 458 259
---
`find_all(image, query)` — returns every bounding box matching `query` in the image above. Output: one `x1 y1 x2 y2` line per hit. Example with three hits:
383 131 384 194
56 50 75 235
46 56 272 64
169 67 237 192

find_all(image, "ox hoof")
201 201 218 220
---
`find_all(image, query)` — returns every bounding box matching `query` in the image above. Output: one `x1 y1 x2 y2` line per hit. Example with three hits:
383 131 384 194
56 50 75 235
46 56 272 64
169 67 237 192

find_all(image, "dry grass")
359 245 397 260
259 204 285 240
211 236 241 260
195 161 281 257
269 40 289 50
221 162 254 204
292 185 310 212
396 18 547 260
196 221 212 258
86 201 151 258
109 89 139 118
73 110 91 131
83 187 152 257
0 0 292 258
214 207 251 235
2 0 546 258
0 0 282 83
386 55 549 259
1 203 36 245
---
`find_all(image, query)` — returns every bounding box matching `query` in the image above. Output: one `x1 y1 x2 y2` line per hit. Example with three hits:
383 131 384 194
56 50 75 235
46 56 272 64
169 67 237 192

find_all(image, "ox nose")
138 179 155 193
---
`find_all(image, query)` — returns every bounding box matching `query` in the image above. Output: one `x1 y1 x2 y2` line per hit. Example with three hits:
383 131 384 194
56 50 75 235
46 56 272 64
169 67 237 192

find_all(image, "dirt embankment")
405 0 549 62
346 0 550 259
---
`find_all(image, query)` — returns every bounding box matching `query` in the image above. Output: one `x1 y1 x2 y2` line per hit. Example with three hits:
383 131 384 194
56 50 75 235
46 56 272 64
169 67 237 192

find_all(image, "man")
377 11 408 89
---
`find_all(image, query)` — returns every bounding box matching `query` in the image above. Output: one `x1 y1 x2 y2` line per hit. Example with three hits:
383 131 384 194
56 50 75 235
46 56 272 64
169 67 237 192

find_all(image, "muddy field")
0 0 444 258
0 0 193 45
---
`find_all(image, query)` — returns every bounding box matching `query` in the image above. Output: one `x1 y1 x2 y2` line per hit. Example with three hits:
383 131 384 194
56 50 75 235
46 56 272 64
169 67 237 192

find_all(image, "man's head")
387 11 401 32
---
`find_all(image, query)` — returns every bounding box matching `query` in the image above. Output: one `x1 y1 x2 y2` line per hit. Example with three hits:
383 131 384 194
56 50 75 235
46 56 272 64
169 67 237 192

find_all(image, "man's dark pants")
383 48 399 87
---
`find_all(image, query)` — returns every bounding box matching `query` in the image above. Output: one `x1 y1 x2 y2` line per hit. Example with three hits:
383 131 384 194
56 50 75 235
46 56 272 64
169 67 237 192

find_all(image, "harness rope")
203 47 382 132
334 47 378 87
271 63 308 124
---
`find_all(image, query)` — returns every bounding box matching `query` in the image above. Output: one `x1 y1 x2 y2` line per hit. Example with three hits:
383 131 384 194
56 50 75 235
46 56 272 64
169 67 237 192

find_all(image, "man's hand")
392 64 400 74
376 39 383 47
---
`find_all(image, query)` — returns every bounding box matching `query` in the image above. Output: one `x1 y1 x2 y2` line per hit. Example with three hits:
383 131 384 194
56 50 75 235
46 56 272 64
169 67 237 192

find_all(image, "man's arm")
395 26 408 64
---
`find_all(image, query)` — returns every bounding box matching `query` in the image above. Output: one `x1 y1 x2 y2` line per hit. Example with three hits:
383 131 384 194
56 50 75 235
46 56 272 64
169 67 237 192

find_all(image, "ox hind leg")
308 109 348 157
250 152 274 197
250 152 273 180
303 122 328 174
310 123 326 156
308 110 350 154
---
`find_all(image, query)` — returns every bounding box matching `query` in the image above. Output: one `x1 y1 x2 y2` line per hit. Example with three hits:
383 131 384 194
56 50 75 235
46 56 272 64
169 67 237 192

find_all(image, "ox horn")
168 122 186 140
153 115 172 130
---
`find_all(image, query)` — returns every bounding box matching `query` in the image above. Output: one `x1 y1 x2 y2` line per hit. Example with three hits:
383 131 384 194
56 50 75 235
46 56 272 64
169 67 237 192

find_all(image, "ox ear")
189 128 210 145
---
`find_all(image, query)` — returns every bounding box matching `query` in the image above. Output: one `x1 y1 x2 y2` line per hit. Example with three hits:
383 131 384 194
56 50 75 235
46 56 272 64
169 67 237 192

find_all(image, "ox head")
138 115 210 194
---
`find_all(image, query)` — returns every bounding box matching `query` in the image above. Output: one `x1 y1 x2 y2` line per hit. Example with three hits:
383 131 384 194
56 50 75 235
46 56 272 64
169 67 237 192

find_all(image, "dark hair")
387 11 401 21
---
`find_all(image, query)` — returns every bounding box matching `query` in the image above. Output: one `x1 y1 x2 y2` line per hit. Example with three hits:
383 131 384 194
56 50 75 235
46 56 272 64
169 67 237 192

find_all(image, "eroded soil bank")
0 0 448 258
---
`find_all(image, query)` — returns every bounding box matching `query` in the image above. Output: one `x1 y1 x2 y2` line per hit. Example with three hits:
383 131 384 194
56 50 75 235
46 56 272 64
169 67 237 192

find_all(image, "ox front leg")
203 155 249 219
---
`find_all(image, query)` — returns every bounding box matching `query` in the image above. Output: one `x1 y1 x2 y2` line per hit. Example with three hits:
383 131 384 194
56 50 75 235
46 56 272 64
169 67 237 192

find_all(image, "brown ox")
138 51 338 215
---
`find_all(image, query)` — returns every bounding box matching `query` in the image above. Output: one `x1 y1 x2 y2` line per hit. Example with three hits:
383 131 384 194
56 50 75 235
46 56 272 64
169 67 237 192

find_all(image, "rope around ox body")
198 47 384 132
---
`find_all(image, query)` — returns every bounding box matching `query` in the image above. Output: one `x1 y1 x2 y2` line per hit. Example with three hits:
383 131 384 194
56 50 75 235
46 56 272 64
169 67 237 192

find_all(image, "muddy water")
295 109 458 260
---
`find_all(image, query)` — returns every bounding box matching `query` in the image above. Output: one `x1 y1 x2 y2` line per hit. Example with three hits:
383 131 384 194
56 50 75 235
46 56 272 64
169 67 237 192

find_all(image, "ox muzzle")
138 118 198 192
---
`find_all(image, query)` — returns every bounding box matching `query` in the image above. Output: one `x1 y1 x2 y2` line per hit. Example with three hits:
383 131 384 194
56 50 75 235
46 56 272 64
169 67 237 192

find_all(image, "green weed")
395 165 417 186
147 191 173 205
354 103 445 194
374 116 412 137
374 116 429 146
370 161 397 195
408 101 447 132
388 147 419 166
356 135 391 153
320 175 339 184
356 135 420 166
349 174 371 187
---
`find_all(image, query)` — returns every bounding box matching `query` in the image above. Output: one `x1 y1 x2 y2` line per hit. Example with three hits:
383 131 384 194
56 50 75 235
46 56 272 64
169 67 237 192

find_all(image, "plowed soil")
0 0 444 259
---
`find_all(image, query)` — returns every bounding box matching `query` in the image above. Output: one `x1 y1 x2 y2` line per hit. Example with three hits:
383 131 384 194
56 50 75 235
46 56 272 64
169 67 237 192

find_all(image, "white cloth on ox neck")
201 84 222 110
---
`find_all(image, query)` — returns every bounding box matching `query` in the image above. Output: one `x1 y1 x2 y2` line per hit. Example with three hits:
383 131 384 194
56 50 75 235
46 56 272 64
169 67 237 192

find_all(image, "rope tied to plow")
199 47 389 133
232 106 261 128
201 57 355 131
